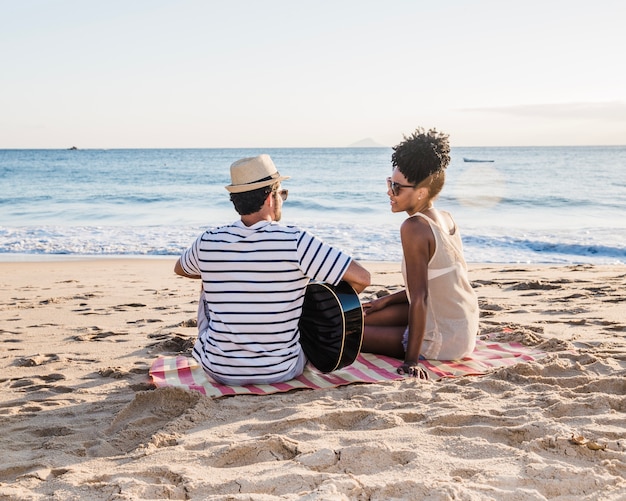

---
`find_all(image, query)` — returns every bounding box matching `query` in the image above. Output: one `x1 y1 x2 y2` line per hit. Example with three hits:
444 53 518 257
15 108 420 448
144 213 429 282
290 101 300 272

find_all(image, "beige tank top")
402 212 479 360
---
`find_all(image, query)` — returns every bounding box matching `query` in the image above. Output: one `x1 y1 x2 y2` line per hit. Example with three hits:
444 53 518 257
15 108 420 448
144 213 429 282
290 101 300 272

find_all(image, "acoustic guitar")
298 280 364 373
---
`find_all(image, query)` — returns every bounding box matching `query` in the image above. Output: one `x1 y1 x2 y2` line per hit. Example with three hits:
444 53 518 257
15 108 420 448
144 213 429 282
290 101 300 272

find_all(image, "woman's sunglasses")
275 189 288 201
386 177 416 196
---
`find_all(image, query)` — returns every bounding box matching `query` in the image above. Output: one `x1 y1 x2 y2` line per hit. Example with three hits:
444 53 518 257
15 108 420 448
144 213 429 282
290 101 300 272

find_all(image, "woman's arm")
399 216 434 375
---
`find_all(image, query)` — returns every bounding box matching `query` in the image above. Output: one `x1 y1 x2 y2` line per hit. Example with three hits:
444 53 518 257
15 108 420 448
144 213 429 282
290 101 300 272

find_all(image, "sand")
1 259 625 500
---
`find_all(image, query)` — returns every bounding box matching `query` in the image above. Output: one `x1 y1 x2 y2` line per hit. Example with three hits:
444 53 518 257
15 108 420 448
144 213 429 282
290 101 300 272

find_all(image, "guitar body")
298 280 364 373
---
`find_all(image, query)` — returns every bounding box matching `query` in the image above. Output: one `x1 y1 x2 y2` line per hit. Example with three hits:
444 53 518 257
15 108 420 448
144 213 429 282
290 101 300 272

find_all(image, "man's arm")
174 258 201 279
341 260 371 293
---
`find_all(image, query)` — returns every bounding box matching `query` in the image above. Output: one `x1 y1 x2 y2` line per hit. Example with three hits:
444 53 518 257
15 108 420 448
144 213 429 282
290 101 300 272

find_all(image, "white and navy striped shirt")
179 220 352 383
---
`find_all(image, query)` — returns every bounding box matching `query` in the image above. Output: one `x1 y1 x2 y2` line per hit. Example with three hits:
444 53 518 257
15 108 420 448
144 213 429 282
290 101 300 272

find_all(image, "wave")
463 234 626 263
288 199 379 214
0 195 53 205
1 225 623 265
96 194 181 204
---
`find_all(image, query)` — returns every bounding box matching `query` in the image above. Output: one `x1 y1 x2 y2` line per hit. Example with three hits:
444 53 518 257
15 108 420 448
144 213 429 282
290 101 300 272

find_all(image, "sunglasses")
275 189 288 201
386 177 416 196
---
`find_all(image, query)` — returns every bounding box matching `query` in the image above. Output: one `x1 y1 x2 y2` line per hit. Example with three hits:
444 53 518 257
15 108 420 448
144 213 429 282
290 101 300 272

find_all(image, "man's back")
175 154 369 385
179 219 351 384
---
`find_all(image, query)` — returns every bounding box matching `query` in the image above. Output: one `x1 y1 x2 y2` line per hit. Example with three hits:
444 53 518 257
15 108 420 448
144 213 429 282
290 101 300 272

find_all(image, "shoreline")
1 259 625 499
1 252 624 265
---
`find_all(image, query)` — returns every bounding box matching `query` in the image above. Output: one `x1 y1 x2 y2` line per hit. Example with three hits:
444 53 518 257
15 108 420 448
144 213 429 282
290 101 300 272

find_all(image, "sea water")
1 146 625 264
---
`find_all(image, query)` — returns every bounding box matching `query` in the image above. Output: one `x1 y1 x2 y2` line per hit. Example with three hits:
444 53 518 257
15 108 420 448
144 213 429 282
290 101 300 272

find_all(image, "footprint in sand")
98 367 141 379
113 303 147 311
510 280 562 291
31 426 75 437
87 469 188 500
14 354 60 366
10 379 74 394
126 318 164 325
98 364 154 391
325 444 415 475
147 333 195 354
244 409 404 437
89 387 200 457
212 435 300 468
70 331 129 342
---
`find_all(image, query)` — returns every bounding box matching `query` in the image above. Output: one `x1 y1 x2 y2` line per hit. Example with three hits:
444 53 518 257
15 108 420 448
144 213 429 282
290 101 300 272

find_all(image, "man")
175 154 370 385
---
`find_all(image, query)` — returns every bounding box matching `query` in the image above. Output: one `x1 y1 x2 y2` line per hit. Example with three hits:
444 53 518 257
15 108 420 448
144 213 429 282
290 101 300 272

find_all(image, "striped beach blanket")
149 338 547 398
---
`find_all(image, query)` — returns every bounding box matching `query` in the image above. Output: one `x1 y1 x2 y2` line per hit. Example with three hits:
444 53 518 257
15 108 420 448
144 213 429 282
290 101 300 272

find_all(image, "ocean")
1 146 625 264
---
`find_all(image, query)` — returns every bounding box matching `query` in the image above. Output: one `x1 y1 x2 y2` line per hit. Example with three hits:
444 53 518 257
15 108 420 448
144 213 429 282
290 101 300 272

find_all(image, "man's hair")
230 181 280 215
391 127 450 197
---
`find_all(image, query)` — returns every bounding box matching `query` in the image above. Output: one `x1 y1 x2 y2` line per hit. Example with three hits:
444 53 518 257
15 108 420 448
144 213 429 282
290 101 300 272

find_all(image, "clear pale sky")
2 0 625 148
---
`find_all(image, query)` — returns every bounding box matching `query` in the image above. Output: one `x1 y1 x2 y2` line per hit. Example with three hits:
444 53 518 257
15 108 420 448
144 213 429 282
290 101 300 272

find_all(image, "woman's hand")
397 361 429 379
362 296 387 316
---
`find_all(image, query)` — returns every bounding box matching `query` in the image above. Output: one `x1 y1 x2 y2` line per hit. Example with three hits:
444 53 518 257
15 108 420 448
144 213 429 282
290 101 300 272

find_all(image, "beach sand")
1 259 625 500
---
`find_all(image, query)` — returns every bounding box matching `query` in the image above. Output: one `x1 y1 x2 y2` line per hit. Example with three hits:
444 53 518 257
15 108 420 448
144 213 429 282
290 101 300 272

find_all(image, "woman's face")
387 168 418 213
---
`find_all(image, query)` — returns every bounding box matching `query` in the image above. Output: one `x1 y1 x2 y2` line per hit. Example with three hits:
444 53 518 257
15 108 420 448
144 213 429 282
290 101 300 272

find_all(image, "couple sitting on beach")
174 128 479 385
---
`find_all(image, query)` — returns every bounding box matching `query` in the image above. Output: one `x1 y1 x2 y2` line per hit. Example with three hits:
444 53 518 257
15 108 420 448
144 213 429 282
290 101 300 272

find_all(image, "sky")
2 0 625 148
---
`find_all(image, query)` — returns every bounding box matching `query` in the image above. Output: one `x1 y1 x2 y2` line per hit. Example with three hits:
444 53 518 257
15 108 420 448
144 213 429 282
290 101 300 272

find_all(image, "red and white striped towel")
149 337 548 398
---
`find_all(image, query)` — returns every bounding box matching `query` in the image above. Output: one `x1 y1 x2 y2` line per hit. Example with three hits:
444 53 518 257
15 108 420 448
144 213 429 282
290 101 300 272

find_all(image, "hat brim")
225 174 290 193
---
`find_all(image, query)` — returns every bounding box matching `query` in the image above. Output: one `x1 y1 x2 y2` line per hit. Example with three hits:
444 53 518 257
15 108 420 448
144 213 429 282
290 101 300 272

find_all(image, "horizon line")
2 144 626 150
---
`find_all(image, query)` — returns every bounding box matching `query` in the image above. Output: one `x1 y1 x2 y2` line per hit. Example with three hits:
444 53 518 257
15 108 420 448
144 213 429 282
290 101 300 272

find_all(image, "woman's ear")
416 187 429 200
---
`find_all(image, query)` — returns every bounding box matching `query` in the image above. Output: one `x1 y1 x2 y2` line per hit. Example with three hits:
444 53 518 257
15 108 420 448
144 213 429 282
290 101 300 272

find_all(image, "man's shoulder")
204 222 308 243
202 222 239 235
264 222 304 235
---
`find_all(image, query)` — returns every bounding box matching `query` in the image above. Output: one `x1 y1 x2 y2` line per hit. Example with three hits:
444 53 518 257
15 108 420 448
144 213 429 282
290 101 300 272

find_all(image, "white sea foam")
1 222 623 265
1 147 625 264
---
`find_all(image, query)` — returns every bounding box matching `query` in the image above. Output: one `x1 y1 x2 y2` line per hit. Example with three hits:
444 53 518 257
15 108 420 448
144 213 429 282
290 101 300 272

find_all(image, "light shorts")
402 327 409 351
402 327 435 360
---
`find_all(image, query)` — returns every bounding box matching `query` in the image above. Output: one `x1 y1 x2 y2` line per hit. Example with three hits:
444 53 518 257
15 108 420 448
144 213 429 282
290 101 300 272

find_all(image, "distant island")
348 137 386 147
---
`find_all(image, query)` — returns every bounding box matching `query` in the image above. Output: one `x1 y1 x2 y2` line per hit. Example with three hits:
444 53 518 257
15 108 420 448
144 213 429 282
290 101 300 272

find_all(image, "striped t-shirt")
178 220 352 383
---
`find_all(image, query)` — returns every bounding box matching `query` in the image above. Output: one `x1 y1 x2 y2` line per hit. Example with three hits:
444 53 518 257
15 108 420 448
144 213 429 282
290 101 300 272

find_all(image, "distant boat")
463 157 494 163
68 146 78 150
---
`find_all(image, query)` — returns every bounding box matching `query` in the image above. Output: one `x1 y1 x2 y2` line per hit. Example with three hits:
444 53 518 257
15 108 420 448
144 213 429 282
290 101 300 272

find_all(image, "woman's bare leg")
361 302 408 358
361 325 406 359
364 302 409 326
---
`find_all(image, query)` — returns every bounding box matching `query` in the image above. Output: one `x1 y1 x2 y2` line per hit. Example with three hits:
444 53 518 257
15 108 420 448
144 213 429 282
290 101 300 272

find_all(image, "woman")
361 128 479 378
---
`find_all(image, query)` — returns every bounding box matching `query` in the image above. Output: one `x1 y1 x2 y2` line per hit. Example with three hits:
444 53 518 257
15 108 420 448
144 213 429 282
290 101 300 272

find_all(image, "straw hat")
225 154 290 193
